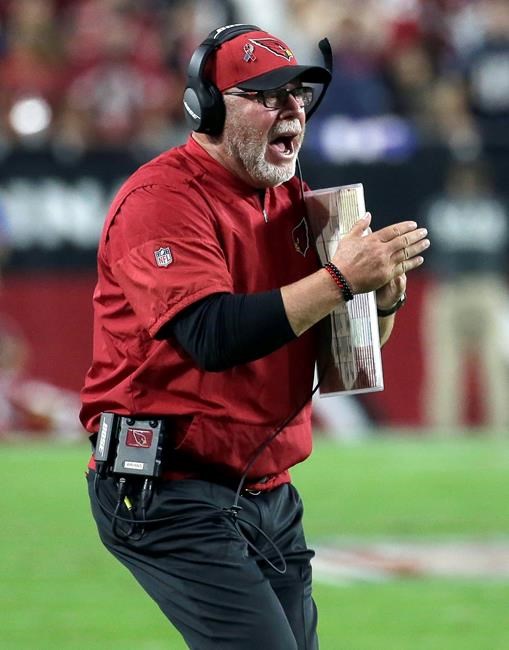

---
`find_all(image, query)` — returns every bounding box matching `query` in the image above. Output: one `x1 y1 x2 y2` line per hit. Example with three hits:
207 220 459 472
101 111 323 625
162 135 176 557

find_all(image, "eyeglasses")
223 86 314 110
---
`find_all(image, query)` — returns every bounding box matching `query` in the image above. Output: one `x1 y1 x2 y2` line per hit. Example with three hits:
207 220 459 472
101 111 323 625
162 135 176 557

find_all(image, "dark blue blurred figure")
319 14 392 119
460 0 509 148
421 158 509 431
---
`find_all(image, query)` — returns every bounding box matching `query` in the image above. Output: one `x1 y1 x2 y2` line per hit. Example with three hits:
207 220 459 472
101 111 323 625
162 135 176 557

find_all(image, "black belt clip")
94 412 167 479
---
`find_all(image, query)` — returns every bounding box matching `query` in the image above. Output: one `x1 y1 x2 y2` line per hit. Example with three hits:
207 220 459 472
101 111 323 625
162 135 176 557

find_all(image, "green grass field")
2 436 509 649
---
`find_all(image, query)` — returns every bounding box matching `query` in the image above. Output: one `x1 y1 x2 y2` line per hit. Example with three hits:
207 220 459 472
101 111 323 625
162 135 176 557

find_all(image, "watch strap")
377 293 406 317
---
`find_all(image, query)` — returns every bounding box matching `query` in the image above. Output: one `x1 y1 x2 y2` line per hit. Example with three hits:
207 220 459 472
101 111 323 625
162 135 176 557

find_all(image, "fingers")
393 273 407 292
376 272 407 308
337 215 429 294
396 254 424 276
393 231 430 264
377 221 417 243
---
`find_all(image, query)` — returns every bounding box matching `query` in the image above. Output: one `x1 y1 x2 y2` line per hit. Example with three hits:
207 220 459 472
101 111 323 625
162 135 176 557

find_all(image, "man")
421 159 509 430
81 24 429 649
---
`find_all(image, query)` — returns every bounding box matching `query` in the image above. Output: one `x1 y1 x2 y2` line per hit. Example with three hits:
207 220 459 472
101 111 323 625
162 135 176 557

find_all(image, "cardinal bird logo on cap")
249 38 294 61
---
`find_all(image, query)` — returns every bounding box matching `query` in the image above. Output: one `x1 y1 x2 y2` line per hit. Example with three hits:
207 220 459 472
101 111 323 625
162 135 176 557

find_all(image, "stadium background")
1 1 509 648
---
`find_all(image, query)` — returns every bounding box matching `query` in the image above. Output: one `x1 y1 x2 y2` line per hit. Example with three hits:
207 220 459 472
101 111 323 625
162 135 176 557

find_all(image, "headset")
183 23 333 136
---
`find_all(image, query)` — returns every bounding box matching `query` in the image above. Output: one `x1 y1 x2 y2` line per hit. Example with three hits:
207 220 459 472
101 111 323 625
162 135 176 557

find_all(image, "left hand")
376 273 406 311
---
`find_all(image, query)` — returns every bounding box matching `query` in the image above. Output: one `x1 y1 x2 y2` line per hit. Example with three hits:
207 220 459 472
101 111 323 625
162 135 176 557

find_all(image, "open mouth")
269 132 300 157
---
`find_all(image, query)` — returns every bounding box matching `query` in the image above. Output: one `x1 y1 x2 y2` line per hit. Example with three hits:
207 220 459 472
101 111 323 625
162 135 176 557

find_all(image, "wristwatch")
377 293 406 317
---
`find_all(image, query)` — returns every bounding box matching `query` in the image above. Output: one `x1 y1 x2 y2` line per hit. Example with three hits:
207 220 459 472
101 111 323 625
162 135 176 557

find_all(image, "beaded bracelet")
323 262 354 302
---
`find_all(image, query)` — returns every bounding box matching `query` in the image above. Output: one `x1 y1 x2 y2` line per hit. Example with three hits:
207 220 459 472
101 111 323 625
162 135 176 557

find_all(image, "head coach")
81 23 429 650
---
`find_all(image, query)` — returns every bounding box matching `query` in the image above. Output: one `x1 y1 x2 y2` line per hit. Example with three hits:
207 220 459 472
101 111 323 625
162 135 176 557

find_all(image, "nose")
278 92 304 120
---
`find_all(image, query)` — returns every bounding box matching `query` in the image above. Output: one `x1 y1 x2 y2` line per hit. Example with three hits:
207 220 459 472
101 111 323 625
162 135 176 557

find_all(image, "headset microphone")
295 39 332 212
305 38 333 121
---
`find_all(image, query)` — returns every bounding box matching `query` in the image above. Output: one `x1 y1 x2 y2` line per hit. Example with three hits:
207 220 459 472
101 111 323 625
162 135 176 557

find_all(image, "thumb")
350 212 371 235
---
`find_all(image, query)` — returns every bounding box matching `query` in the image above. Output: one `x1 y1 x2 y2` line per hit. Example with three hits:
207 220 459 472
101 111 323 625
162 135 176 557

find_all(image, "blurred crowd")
1 0 509 437
0 207 82 439
0 0 508 158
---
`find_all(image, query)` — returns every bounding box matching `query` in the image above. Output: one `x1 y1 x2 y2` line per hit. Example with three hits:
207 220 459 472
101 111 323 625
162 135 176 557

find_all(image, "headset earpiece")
183 80 225 135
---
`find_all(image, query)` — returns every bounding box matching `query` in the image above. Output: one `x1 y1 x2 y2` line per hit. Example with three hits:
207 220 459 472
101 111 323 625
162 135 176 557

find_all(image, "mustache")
269 120 304 139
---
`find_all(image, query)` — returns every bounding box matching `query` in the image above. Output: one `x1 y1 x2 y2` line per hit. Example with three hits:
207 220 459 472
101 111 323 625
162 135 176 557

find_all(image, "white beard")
223 107 304 187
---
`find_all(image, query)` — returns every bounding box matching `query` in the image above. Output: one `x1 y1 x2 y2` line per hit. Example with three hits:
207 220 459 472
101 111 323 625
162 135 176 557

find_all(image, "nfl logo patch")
154 246 173 267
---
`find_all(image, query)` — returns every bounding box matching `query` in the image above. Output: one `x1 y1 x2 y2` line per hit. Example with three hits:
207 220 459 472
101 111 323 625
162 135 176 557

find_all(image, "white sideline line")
312 540 509 584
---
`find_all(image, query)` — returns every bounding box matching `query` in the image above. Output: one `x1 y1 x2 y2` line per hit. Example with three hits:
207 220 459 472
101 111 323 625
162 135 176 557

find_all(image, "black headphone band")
207 23 262 44
187 24 262 83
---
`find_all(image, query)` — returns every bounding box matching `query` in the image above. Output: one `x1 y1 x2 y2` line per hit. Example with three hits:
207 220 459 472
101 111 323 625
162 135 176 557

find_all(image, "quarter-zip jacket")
81 135 319 490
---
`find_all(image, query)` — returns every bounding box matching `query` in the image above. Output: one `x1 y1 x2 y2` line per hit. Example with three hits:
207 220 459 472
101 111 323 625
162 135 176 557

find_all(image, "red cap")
208 29 331 92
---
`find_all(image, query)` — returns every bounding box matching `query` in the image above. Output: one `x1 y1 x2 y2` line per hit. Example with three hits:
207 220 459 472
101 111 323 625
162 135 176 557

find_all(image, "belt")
194 472 270 495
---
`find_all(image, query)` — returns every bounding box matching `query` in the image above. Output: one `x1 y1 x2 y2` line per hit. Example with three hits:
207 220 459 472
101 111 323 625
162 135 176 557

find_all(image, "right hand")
331 213 430 294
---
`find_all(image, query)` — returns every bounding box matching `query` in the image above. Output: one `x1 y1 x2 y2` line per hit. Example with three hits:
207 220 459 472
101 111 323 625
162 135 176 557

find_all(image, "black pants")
87 472 318 649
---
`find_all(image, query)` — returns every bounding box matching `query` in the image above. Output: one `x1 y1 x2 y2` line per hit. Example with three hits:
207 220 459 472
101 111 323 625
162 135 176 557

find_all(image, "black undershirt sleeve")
161 290 297 372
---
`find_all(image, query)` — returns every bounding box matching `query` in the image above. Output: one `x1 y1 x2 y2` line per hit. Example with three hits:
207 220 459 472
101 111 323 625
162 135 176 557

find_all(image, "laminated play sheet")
304 183 384 395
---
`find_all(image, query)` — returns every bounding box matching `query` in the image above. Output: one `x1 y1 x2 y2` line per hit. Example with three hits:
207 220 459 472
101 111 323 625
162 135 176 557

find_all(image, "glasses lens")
296 87 313 107
262 90 282 109
262 87 314 109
